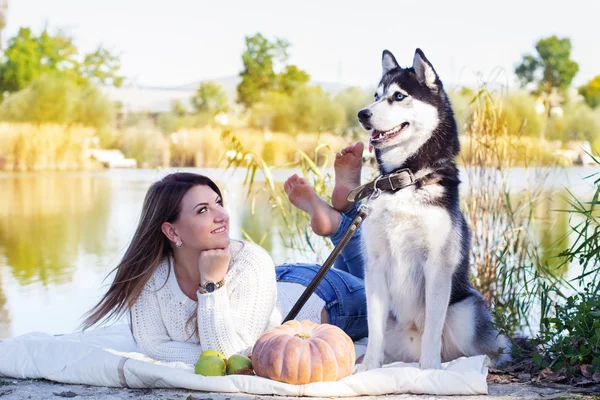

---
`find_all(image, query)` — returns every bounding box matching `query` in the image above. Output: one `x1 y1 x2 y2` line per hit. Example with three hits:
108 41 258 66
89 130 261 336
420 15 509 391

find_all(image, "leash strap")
282 206 370 323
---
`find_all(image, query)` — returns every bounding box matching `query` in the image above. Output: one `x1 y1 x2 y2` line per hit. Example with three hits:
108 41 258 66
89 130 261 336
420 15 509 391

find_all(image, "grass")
0 123 97 171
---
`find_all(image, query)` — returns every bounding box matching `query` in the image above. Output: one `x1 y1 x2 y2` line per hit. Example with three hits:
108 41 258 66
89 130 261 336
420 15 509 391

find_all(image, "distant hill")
102 76 355 113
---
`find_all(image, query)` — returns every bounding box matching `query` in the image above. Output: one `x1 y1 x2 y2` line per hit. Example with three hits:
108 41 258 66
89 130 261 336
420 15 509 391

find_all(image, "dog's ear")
382 50 399 76
413 48 439 89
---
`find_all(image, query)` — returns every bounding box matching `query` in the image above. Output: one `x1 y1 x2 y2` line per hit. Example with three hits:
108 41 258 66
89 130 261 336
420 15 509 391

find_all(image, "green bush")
333 86 373 136
249 85 345 134
533 283 600 374
0 75 115 130
503 92 544 137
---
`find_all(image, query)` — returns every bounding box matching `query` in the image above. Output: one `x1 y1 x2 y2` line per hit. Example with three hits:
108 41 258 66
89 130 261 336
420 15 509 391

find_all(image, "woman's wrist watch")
199 277 226 294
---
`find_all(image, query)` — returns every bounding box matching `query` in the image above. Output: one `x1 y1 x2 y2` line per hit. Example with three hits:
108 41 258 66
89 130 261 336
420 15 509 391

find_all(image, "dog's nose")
358 109 372 122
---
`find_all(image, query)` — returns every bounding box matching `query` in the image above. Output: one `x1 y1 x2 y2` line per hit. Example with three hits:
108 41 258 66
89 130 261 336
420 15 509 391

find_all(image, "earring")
176 240 183 248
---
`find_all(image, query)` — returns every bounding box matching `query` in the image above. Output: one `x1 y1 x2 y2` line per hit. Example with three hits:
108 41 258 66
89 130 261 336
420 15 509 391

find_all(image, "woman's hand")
198 246 231 285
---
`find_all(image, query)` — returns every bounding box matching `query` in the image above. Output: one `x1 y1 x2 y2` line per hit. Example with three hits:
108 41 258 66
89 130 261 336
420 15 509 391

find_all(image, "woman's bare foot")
284 174 341 237
332 142 364 212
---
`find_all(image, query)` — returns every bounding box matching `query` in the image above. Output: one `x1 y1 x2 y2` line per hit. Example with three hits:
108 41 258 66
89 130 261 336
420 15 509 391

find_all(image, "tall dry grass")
461 88 562 334
0 123 97 171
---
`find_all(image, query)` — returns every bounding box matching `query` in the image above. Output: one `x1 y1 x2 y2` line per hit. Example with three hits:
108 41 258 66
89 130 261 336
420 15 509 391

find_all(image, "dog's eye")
374 93 379 101
394 92 406 101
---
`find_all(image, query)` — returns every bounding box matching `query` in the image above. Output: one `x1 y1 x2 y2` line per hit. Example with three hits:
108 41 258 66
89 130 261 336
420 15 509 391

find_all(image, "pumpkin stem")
294 333 311 340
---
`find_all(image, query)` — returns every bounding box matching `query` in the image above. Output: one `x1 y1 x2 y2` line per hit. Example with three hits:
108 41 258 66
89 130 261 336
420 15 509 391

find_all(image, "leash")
282 168 438 323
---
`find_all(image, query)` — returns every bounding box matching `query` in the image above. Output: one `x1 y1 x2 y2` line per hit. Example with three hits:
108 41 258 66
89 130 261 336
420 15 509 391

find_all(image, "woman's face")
171 184 230 251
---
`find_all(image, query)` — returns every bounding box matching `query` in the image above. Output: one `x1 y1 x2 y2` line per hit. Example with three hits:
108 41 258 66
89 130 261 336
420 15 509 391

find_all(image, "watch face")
205 282 217 293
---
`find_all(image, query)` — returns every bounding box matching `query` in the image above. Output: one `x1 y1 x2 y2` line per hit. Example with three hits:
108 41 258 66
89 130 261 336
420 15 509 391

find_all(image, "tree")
0 27 47 92
237 33 288 109
191 81 228 115
579 75 600 109
0 27 123 93
515 36 579 94
237 33 310 109
0 0 7 49
78 46 124 87
277 65 310 95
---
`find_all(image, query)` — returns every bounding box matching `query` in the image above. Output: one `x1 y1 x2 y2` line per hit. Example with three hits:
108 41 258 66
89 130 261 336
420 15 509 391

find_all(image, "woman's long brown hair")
80 172 223 331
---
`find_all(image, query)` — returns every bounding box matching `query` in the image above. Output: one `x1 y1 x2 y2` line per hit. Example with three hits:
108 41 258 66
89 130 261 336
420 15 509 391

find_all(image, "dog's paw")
418 356 442 370
353 361 381 374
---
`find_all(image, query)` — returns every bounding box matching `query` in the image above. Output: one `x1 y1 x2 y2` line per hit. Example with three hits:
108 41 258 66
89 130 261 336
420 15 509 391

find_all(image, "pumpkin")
251 320 355 385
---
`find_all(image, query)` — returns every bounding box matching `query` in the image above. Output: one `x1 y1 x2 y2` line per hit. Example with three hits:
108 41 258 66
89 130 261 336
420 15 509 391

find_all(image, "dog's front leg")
354 269 389 372
420 258 452 369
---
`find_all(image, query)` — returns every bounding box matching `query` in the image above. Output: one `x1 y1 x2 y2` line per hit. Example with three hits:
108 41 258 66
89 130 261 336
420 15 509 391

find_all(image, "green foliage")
525 159 600 379
292 86 345 133
171 99 188 117
503 92 544 137
0 75 115 130
546 102 600 142
579 75 600 109
78 46 124 88
333 86 372 136
156 112 212 135
277 65 310 96
533 284 600 374
515 54 540 90
236 33 309 109
154 98 219 135
515 36 579 94
191 81 229 115
237 33 288 108
0 27 123 93
250 86 345 134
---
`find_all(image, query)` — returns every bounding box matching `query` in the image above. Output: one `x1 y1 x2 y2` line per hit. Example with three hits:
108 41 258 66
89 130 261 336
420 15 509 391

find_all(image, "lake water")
0 167 598 339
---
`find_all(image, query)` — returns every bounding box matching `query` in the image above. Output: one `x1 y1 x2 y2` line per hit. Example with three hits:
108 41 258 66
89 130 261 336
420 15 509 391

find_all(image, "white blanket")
0 325 489 397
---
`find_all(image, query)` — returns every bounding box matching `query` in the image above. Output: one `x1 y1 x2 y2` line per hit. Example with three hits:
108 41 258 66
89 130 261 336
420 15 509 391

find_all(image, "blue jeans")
276 202 368 340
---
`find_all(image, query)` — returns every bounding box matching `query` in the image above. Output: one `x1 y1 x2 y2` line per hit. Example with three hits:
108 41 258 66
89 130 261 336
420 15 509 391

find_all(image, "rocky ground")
1 377 598 400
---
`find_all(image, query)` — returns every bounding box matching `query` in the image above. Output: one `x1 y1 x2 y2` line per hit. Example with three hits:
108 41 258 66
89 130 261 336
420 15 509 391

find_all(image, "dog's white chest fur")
362 185 452 322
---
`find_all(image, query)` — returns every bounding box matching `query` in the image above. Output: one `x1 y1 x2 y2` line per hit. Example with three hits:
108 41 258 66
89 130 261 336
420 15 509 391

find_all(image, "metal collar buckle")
392 169 415 188
363 175 383 209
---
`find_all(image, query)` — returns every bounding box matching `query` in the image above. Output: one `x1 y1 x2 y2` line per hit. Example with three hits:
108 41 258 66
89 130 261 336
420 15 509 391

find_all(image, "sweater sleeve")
196 243 278 357
131 282 203 365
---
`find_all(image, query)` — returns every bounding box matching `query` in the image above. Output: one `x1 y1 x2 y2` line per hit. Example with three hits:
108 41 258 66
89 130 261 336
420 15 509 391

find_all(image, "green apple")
200 349 227 363
226 354 253 375
194 355 226 376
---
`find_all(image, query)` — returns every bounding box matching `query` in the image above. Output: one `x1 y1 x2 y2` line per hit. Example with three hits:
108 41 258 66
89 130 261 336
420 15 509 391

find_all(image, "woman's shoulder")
144 256 172 290
229 240 274 273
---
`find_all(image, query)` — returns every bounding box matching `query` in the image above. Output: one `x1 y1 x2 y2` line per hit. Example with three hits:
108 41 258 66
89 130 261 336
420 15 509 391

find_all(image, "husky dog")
354 49 509 371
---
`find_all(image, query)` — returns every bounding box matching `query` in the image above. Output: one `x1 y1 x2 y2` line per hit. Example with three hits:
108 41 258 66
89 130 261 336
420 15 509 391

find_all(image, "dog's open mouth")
370 122 410 145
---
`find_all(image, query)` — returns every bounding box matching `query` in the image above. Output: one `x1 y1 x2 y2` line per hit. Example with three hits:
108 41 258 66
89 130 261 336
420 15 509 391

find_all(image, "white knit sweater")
130 240 325 364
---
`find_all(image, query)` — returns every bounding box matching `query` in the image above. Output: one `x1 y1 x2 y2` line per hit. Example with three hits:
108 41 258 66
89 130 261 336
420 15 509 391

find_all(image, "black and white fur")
355 49 509 371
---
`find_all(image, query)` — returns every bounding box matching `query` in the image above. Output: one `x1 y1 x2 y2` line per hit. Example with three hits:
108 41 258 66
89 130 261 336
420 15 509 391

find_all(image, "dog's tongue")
368 137 374 153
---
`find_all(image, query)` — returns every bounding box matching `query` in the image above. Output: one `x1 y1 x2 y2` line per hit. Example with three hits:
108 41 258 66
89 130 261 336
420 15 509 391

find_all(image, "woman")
82 143 368 365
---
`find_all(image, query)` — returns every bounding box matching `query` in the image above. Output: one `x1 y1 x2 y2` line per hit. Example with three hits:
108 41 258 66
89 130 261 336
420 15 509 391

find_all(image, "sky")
4 0 599 90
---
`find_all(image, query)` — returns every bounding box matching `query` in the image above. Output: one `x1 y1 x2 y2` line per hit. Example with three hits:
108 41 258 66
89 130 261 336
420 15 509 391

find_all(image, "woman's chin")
214 236 230 247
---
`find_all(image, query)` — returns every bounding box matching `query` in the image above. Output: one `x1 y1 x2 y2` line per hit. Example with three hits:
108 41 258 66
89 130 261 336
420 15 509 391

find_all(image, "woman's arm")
130 283 202 365
196 243 278 357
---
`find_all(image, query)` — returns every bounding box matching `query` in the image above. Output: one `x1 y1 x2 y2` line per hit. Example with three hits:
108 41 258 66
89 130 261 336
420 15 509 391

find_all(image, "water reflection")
536 194 570 274
0 275 10 338
0 174 112 285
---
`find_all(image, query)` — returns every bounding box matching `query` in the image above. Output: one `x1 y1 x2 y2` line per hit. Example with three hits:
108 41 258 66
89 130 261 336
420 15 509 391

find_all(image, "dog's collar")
346 168 440 203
